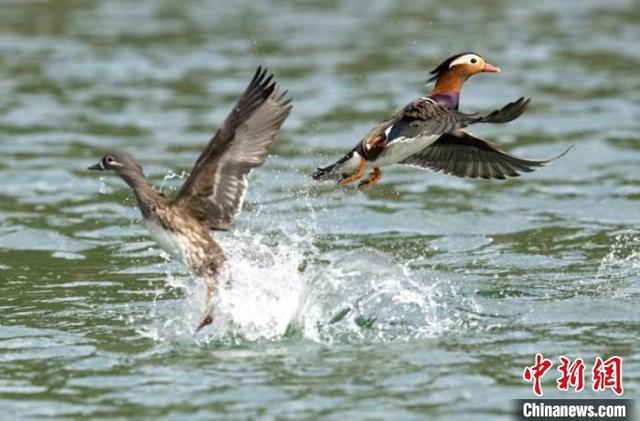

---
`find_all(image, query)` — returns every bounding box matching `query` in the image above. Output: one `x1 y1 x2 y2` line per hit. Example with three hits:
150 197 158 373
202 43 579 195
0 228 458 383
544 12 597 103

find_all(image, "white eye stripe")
449 54 481 68
104 157 124 167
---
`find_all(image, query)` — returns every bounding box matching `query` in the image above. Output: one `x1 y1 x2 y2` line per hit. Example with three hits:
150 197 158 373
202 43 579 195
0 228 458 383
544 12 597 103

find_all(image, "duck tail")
313 150 361 181
312 162 339 181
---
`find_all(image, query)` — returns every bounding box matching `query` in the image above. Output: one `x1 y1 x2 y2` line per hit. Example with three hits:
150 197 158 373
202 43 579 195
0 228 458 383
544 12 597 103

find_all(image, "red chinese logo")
557 356 585 392
523 353 553 397
592 356 623 395
523 355 623 396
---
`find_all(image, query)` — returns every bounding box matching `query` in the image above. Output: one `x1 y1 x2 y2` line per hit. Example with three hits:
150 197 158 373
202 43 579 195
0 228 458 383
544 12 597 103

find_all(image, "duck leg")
339 158 366 186
196 274 215 331
358 167 382 189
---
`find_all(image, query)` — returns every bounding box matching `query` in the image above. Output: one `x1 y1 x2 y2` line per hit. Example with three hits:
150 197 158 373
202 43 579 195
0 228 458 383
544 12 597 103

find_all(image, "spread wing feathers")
386 96 531 144
172 67 292 230
400 130 571 179
473 97 531 124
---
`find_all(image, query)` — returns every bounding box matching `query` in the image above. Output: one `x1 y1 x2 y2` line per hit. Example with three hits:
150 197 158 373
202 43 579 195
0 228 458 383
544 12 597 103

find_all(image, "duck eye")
470 58 478 64
106 156 114 163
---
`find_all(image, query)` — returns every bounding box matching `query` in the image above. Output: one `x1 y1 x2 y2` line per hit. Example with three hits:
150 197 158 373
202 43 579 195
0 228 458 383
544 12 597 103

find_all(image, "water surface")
0 0 639 419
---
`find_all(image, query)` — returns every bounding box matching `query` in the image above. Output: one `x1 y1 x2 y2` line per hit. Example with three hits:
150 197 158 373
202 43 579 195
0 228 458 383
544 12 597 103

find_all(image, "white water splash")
595 231 640 297
159 170 188 194
295 249 463 343
136 219 477 344
98 176 109 194
133 186 477 344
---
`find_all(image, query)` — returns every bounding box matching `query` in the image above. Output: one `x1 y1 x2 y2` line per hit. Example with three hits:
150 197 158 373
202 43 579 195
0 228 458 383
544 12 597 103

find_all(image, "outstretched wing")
386 97 531 144
400 129 571 179
172 67 292 230
473 97 531 124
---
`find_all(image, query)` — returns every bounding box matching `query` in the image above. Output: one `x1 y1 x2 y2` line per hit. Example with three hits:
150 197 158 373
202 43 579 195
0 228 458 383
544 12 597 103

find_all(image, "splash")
98 176 109 194
294 248 465 343
595 231 640 297
136 220 475 345
158 170 188 194
135 187 476 344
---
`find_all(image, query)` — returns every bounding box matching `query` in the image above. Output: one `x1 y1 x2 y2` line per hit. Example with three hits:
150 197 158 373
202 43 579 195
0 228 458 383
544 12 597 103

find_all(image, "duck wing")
385 96 531 145
172 67 292 230
400 129 571 179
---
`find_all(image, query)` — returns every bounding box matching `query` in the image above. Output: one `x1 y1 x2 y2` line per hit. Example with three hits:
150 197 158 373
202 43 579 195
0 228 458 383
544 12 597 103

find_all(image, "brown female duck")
89 67 292 331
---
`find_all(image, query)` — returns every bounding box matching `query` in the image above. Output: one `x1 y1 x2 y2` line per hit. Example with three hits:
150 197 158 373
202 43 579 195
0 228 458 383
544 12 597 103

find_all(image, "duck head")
88 152 145 182
88 152 140 172
429 52 500 97
88 152 163 214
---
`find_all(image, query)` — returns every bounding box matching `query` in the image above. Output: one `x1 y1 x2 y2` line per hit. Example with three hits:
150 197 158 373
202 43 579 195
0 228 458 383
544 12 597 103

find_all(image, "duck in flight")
313 52 570 188
88 67 292 331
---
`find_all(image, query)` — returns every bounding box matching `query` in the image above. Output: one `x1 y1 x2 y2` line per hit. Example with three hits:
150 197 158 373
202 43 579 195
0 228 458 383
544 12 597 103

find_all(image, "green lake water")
0 0 638 419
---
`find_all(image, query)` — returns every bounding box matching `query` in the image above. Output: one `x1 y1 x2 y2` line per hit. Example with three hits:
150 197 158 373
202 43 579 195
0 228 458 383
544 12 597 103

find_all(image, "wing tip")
479 96 532 124
534 144 574 165
250 66 296 110
233 65 291 121
247 65 277 100
506 144 572 175
551 144 574 161
272 88 293 110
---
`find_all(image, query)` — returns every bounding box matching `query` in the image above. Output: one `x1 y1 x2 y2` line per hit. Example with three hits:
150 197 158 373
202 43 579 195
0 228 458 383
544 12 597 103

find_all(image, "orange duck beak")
482 62 501 73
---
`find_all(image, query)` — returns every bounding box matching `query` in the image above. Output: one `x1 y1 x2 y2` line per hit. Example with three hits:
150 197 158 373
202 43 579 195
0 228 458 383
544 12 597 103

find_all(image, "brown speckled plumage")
89 67 292 331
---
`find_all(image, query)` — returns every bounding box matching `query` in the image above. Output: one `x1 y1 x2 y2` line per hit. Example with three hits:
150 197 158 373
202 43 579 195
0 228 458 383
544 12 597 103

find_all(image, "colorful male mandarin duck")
313 52 570 188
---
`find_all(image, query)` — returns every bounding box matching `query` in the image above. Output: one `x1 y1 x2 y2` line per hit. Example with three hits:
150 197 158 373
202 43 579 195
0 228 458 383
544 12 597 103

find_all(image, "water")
0 0 639 419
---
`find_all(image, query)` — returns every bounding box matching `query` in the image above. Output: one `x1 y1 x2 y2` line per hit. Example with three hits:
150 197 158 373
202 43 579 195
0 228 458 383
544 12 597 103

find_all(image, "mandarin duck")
313 52 569 188
89 67 292 331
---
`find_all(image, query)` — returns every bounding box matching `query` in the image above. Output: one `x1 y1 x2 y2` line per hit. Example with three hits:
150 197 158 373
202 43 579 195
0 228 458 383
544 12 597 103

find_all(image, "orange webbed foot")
338 156 366 186
358 167 382 189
